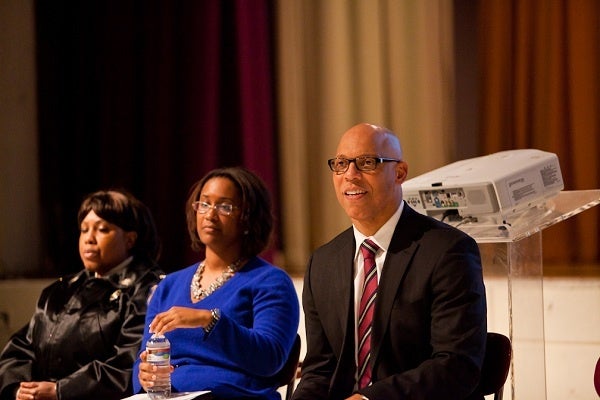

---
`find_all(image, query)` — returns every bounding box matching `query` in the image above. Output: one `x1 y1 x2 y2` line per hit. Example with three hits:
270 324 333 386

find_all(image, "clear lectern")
455 190 600 400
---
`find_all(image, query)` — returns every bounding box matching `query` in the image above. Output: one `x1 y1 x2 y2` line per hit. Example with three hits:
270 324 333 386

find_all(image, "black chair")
275 334 301 400
472 332 512 400
594 355 600 397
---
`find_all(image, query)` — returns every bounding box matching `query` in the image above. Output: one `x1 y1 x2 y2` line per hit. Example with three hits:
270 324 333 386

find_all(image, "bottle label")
147 347 170 363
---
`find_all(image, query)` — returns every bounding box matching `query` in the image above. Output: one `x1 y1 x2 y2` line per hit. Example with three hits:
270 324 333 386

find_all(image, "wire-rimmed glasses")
192 201 238 216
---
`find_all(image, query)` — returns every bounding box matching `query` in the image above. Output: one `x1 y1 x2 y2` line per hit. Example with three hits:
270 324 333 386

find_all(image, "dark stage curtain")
34 0 279 275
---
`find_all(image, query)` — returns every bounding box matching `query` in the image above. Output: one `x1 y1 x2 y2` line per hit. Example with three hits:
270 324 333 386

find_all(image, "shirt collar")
353 201 404 257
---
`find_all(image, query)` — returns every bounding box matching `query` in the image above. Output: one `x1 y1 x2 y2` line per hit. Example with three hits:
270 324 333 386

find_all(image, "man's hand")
345 394 368 400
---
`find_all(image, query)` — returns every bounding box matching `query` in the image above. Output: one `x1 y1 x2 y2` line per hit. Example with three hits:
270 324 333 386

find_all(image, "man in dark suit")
291 123 487 400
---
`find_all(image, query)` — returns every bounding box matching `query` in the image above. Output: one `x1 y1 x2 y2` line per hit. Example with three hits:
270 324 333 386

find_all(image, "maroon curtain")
35 0 279 275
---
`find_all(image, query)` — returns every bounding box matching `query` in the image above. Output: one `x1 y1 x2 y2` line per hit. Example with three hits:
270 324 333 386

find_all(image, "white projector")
402 149 564 225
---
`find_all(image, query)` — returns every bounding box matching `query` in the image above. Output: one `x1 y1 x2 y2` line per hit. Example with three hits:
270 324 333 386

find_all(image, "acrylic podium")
454 190 600 400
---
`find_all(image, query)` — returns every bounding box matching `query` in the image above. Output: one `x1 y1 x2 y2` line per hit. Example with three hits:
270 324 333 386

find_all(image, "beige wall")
0 0 41 277
0 279 52 345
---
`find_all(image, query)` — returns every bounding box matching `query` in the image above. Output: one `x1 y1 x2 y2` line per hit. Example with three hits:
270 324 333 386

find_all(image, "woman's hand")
149 306 212 334
17 381 57 400
137 350 174 393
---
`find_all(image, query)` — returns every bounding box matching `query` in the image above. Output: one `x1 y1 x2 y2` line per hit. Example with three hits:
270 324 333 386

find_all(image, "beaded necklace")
190 258 244 300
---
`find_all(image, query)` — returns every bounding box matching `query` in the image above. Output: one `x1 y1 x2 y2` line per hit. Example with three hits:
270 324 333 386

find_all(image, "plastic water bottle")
146 333 171 399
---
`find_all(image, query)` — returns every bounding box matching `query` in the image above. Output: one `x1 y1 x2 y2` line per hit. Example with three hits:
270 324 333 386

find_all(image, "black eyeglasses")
192 201 239 216
327 156 401 173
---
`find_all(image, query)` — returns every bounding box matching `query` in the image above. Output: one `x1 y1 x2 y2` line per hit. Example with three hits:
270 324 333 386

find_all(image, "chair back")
274 334 301 400
475 332 512 400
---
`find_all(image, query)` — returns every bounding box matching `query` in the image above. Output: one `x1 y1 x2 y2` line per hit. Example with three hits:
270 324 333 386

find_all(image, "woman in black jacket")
0 190 163 400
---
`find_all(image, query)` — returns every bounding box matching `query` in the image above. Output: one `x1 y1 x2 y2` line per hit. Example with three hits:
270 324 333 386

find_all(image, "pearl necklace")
190 258 244 300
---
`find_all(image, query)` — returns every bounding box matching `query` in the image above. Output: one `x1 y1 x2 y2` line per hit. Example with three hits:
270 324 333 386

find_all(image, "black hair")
185 167 273 258
77 189 161 265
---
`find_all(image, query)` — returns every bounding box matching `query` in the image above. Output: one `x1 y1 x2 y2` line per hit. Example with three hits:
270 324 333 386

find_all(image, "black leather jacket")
0 260 163 400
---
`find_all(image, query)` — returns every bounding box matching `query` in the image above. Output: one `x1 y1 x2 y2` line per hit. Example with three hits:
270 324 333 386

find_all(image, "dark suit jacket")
292 203 487 400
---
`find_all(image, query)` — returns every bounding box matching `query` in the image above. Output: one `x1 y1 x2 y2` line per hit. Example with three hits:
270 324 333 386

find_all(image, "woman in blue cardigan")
134 167 299 399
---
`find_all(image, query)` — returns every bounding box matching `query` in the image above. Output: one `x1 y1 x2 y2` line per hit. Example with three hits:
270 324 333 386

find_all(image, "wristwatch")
204 308 220 333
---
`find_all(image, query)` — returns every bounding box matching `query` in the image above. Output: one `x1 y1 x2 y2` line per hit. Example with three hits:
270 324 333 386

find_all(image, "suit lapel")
331 231 355 350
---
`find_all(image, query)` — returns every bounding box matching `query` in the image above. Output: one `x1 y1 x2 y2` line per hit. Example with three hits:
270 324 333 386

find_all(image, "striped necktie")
357 239 379 388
